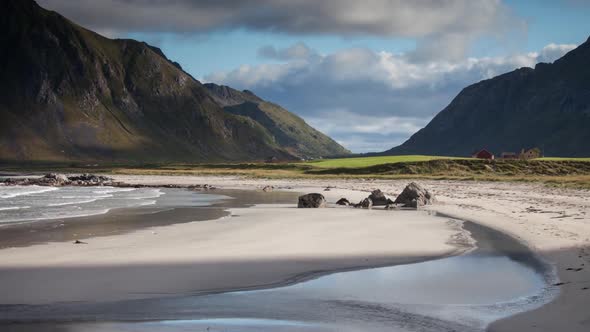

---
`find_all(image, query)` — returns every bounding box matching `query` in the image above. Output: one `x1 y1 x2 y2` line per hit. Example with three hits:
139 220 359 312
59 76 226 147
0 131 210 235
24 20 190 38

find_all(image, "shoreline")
106 174 590 332
0 188 298 248
0 207 553 332
0 201 467 305
0 174 588 331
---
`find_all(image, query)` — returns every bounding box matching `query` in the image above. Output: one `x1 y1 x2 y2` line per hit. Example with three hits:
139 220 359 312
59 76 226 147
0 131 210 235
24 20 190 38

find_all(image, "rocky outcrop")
68 174 112 184
393 182 435 208
298 193 327 208
368 189 391 206
355 197 373 209
336 198 351 206
1 173 113 187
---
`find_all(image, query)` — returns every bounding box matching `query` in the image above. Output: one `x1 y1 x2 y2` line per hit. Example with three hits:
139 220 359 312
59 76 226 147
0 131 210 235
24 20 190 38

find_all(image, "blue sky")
39 0 590 153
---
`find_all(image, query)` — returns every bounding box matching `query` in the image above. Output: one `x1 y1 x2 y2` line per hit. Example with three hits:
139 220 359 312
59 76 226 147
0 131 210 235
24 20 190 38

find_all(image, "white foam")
0 206 30 211
48 198 99 207
0 186 58 199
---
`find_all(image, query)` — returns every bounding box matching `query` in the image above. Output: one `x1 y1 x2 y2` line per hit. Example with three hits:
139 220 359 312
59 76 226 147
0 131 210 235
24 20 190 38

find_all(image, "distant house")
519 148 541 160
472 149 495 160
501 152 518 159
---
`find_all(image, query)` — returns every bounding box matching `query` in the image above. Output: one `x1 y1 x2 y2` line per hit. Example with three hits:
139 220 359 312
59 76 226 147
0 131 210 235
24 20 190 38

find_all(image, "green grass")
3 156 590 189
304 155 465 168
536 157 590 162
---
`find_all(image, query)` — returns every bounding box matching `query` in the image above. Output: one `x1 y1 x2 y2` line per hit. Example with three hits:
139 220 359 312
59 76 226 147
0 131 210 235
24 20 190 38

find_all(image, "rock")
73 240 87 244
336 198 350 206
43 173 70 185
384 203 398 210
393 182 435 208
298 193 327 208
357 197 373 209
68 173 113 184
262 185 273 192
368 189 389 206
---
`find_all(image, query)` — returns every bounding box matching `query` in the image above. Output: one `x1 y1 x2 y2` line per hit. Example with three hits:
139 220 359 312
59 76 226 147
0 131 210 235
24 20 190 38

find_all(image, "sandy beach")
0 196 466 304
0 175 588 331
110 174 590 331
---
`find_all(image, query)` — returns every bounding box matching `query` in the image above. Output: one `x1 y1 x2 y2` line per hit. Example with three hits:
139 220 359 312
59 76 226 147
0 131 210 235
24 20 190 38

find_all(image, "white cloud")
206 42 577 153
537 43 577 63
39 0 520 38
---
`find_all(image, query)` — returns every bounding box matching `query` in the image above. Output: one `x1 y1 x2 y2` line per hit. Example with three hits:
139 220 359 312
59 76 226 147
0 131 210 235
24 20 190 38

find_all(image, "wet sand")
1 175 588 331
0 218 556 332
107 175 590 332
0 189 298 248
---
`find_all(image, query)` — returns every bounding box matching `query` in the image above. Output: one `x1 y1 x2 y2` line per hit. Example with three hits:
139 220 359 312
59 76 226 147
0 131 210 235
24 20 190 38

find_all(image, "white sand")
2 174 589 331
0 202 465 304
109 175 590 331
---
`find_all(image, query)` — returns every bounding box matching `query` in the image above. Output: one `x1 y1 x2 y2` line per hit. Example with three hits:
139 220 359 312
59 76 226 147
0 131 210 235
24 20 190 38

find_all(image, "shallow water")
0 185 165 224
0 225 557 332
0 187 299 248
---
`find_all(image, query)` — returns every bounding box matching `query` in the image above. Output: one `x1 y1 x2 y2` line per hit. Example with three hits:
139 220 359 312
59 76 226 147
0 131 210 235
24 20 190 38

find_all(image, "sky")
38 0 590 153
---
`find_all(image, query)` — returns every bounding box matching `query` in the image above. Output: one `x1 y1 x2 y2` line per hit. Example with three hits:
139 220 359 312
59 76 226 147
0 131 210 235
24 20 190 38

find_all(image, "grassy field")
303 155 465 168
537 157 590 162
2 155 590 189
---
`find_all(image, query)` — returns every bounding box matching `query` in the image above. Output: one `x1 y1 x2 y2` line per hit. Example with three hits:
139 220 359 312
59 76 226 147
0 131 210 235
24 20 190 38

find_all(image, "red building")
472 149 495 160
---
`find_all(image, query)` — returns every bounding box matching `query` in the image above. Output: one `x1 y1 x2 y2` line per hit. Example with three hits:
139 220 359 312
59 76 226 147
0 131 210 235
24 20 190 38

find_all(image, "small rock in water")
368 189 389 206
393 182 435 208
356 197 373 209
298 193 327 208
73 240 87 244
336 198 351 206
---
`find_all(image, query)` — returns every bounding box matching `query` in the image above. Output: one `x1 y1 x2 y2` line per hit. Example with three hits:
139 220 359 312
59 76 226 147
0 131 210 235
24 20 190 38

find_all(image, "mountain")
0 0 349 163
385 38 590 157
204 83 349 158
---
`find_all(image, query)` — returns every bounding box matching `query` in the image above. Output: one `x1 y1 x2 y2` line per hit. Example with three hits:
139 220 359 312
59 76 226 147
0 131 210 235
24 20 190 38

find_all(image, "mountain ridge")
0 0 349 162
384 37 590 157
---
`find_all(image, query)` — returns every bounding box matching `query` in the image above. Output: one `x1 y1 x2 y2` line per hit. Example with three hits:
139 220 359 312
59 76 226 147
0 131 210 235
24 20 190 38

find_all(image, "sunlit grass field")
303 155 465 168
2 155 590 189
536 157 590 162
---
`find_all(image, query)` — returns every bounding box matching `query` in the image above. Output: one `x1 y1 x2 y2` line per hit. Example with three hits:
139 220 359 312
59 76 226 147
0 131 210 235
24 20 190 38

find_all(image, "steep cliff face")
0 0 348 162
385 37 590 157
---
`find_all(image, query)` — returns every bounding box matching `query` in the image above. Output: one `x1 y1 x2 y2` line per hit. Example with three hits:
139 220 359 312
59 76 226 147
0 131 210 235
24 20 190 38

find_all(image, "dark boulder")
336 198 351 206
368 189 389 206
43 173 69 185
393 182 435 208
355 197 373 209
298 193 327 208
67 174 113 184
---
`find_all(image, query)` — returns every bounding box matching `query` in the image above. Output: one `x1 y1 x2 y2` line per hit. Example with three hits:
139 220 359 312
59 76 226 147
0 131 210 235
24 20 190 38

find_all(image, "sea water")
0 185 163 224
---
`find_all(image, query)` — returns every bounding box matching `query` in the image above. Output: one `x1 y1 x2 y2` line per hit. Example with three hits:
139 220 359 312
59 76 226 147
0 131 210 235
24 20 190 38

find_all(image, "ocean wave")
137 200 157 207
0 206 31 211
127 189 164 200
92 188 136 194
0 186 59 199
0 208 112 225
47 199 99 207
